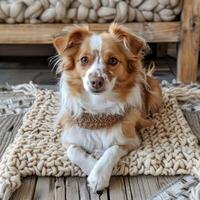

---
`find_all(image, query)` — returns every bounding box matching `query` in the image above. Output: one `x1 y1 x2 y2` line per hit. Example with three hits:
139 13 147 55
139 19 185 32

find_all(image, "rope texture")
0 89 200 200
75 106 130 129
0 0 182 24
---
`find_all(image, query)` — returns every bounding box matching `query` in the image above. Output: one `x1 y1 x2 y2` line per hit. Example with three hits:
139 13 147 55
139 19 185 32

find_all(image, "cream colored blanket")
0 89 200 200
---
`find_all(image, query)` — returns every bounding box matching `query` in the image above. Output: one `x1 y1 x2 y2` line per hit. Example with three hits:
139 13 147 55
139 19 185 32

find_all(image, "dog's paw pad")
96 190 103 196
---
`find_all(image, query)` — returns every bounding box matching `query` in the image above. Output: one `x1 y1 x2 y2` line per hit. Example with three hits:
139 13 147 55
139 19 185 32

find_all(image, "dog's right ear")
109 23 148 58
53 26 91 55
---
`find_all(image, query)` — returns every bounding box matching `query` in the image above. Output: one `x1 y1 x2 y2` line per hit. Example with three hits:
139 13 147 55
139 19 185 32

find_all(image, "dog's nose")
90 76 105 90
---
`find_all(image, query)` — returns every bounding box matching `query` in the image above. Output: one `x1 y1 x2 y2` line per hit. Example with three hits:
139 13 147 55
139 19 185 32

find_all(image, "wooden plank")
10 176 37 200
183 111 200 141
66 177 80 200
0 114 23 159
123 177 134 200
55 178 65 200
177 0 200 83
33 177 65 200
33 177 54 200
128 175 178 200
109 176 128 200
0 22 180 44
78 177 91 200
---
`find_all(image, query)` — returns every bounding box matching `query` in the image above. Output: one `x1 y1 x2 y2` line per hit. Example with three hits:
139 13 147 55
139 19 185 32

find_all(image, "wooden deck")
1 111 198 200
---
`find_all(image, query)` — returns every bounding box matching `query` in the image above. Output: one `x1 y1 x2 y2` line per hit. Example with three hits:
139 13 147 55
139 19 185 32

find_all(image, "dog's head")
54 24 147 101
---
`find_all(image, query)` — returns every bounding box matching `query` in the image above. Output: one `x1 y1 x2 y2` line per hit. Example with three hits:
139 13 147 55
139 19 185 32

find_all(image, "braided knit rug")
1 87 200 200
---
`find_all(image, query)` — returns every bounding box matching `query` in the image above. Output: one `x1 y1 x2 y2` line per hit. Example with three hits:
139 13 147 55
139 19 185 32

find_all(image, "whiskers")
48 54 63 73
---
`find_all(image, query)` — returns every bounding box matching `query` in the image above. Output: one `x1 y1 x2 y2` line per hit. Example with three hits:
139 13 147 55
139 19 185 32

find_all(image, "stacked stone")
0 0 182 24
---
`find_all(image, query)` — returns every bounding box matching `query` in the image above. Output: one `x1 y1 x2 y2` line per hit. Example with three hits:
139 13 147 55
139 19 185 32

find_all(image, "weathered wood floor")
2 113 196 200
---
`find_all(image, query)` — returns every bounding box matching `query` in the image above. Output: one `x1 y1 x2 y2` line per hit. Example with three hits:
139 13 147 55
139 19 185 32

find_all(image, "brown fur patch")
121 108 151 138
142 76 162 114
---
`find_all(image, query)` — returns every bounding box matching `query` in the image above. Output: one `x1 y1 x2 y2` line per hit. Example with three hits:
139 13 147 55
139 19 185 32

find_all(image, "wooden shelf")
0 22 180 44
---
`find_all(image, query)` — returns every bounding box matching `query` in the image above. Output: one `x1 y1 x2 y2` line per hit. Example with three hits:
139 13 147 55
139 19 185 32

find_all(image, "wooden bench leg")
177 0 200 83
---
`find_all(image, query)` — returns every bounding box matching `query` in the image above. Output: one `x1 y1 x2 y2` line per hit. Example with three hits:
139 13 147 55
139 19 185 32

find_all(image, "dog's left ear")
53 26 90 55
109 23 148 58
53 35 67 54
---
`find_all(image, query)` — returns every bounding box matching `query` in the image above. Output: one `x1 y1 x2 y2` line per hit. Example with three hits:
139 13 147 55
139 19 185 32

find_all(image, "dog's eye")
108 57 118 66
81 56 89 64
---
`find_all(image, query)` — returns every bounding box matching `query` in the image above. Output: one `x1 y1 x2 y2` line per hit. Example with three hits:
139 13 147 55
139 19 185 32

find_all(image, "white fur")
61 119 141 190
59 71 142 116
61 123 140 154
58 74 83 119
90 34 102 51
127 84 143 110
62 121 141 191
58 38 143 191
60 75 142 191
67 145 97 175
87 145 128 192
82 57 110 93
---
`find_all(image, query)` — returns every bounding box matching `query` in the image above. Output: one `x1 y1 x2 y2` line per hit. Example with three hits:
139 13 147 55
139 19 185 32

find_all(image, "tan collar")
74 107 130 129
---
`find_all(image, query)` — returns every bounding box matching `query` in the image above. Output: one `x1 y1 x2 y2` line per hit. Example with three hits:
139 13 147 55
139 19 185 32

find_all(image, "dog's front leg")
87 145 128 192
66 144 97 175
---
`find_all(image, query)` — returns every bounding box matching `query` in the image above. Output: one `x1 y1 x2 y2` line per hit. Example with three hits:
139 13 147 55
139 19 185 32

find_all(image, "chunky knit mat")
1 89 200 200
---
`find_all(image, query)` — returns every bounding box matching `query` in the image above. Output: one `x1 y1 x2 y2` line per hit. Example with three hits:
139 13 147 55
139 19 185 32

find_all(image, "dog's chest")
61 123 133 153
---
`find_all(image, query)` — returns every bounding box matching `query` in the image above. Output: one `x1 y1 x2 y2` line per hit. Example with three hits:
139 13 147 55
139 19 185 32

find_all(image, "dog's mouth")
88 87 106 94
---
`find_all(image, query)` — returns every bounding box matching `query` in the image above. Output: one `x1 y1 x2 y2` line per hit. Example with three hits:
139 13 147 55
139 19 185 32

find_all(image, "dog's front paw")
87 168 110 192
66 144 78 163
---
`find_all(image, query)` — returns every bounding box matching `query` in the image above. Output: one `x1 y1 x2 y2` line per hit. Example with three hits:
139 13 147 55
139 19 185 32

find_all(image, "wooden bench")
0 0 199 83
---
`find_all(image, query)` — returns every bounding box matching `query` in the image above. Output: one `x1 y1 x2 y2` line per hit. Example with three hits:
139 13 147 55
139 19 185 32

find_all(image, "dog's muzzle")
88 74 105 93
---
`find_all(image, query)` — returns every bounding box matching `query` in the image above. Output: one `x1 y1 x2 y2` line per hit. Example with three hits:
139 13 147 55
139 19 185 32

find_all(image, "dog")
53 23 162 193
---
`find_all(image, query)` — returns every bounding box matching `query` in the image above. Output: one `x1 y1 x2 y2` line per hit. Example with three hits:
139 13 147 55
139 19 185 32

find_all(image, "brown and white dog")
53 24 162 193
